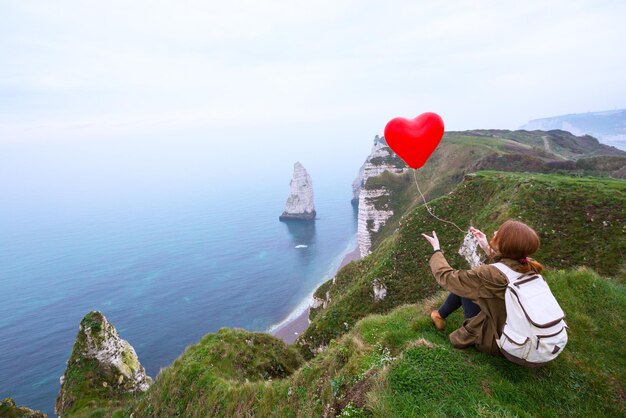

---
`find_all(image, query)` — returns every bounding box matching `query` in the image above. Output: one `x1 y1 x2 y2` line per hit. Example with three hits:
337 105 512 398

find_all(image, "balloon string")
413 170 465 234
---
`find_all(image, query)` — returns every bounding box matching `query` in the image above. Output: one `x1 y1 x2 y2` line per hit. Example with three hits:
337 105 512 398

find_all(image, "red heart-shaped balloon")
384 112 445 169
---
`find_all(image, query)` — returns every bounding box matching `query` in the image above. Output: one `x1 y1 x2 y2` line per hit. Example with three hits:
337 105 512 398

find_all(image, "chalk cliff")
279 162 316 221
353 136 408 257
55 311 152 417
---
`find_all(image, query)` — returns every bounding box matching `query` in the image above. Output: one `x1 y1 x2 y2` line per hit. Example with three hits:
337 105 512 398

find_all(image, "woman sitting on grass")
421 220 543 356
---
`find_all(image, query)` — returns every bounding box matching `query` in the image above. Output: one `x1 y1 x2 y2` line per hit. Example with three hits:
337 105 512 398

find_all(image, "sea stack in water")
279 162 316 221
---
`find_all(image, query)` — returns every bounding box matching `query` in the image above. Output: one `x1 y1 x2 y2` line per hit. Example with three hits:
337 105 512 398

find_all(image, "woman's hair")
490 220 543 274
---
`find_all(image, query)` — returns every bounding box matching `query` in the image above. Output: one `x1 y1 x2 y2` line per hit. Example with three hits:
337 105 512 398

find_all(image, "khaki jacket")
429 251 526 356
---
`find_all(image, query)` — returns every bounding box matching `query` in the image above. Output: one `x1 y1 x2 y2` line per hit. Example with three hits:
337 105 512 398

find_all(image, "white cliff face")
280 162 316 220
352 136 394 201
81 314 152 392
354 136 408 257
357 188 394 257
351 162 367 203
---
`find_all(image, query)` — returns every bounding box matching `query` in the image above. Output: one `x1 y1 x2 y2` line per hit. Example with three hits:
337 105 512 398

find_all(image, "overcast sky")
1 0 625 147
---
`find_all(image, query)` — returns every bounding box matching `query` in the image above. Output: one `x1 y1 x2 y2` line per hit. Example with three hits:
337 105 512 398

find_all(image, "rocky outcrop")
311 291 332 310
353 136 408 257
0 398 46 418
55 311 152 417
280 162 316 221
372 279 387 301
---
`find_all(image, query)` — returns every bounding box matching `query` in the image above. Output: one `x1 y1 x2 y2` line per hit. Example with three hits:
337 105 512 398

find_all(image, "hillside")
522 109 626 150
128 268 625 417
465 129 624 158
132 329 304 417
48 170 626 417
298 171 626 358
356 130 626 256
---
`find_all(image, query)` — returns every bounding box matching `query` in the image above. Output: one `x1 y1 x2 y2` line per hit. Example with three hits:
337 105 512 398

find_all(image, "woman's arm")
422 231 481 299
429 251 481 299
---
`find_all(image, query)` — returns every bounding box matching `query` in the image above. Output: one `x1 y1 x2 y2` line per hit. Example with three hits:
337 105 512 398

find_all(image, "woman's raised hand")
470 227 492 255
421 231 440 252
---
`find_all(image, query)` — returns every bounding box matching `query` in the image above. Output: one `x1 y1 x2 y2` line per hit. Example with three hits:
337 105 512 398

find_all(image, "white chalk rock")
353 136 408 257
372 279 387 301
280 162 316 221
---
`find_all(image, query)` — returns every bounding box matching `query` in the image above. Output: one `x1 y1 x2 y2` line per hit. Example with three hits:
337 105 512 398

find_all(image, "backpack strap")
491 262 526 284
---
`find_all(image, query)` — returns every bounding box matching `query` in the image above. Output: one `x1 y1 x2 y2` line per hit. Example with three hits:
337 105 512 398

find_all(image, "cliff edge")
0 398 46 418
352 135 408 257
41 170 625 417
55 311 152 417
353 129 626 260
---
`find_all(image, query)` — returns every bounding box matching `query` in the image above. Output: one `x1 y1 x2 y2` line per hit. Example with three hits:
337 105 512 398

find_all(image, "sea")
0 138 362 415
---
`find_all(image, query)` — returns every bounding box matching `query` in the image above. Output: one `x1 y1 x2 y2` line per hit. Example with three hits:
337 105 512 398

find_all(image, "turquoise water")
0 140 360 414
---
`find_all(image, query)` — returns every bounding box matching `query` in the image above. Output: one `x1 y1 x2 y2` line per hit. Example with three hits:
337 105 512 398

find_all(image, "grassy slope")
298 172 626 358
364 130 626 251
467 129 625 158
131 329 304 417
124 268 625 417
66 170 626 417
60 129 626 416
363 133 508 252
356 268 626 417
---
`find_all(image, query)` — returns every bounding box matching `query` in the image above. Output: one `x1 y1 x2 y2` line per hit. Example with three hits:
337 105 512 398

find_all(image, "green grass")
120 268 625 417
460 129 625 159
368 268 626 417
55 355 141 417
131 329 304 417
52 129 626 416
122 171 625 417
298 171 626 358
369 152 406 169
362 134 505 252
0 398 46 418
361 130 624 258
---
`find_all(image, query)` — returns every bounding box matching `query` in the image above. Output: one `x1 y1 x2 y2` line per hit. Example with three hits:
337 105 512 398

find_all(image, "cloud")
1 0 625 143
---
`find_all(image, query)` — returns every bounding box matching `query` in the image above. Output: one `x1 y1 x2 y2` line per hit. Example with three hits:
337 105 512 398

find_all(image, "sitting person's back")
422 220 544 356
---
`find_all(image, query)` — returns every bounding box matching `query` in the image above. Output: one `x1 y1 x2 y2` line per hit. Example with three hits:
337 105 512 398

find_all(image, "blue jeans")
438 293 480 319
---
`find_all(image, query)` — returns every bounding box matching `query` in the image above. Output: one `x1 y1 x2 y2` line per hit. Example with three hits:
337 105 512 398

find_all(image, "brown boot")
430 310 446 330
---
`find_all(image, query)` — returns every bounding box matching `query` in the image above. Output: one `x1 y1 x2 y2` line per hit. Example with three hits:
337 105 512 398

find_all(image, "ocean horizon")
0 139 362 415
